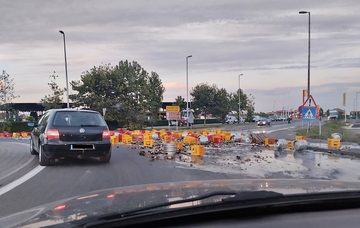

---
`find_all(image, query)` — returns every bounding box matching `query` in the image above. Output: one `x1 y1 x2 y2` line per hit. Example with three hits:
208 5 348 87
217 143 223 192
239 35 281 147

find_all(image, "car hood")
2 178 360 227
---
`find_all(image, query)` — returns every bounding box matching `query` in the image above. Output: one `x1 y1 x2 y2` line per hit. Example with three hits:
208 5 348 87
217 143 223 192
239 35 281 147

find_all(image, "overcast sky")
1 0 360 112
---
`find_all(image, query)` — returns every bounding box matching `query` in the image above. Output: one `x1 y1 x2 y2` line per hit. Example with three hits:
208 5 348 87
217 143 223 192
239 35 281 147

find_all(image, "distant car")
269 116 276 122
257 118 271 126
170 119 187 126
225 116 237 124
28 109 112 166
252 116 261 122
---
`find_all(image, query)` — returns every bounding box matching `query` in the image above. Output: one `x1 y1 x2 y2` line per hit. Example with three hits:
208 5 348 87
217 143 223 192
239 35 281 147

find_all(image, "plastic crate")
295 136 307 140
264 138 276 146
327 138 340 149
122 135 132 144
144 139 154 147
190 145 205 156
286 140 294 149
110 135 119 145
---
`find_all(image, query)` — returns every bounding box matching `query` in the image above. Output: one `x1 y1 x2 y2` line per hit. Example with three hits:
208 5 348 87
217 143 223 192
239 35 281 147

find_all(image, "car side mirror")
27 122 37 127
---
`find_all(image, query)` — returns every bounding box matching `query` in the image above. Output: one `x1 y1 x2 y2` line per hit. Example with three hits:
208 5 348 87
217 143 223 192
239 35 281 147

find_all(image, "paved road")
0 141 38 188
0 143 243 218
0 120 323 218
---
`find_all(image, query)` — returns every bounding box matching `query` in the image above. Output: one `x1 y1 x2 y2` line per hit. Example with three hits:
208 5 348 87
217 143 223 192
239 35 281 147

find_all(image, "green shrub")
0 121 33 133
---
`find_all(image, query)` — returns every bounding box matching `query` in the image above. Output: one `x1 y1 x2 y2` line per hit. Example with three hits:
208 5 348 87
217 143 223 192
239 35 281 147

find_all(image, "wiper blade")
102 191 237 220
222 190 283 202
100 190 282 220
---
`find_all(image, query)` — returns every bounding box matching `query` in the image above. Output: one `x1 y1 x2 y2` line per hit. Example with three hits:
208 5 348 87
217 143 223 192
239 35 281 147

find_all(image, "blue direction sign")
302 106 316 120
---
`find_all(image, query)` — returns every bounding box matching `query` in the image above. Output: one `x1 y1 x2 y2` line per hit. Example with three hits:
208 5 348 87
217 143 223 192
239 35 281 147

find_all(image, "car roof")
47 109 99 114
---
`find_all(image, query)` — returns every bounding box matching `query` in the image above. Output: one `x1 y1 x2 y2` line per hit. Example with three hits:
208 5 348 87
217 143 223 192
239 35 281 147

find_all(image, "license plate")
70 144 95 150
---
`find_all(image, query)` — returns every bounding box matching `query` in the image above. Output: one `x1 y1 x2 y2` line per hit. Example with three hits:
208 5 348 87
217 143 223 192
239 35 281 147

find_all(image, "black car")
28 109 112 166
257 118 271 126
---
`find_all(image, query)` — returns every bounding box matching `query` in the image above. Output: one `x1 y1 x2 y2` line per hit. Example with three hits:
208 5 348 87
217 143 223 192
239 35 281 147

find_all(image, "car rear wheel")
30 138 37 155
39 144 51 166
99 150 111 163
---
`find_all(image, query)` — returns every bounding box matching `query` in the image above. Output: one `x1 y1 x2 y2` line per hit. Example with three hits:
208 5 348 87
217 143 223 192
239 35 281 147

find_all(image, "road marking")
0 165 45 196
0 155 36 181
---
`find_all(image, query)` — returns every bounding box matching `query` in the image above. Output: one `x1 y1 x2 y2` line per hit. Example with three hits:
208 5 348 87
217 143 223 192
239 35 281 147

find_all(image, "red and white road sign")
166 112 181 120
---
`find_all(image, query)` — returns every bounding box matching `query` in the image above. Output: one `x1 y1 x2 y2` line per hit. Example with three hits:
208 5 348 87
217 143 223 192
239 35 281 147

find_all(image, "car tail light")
102 130 111 139
46 128 60 139
54 204 66 211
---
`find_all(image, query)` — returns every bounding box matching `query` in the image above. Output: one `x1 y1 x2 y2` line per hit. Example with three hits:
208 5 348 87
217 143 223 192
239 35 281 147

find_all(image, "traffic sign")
166 112 181 120
166 106 180 112
302 106 316 120
302 94 317 107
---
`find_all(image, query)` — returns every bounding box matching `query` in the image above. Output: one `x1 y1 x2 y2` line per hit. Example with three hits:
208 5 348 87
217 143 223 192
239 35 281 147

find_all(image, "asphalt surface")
0 119 354 219
0 143 241 218
0 140 38 188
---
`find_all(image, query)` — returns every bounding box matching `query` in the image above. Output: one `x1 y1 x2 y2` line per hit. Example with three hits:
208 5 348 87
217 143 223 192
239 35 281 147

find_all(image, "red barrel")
207 135 214 142
117 128 125 133
214 136 223 144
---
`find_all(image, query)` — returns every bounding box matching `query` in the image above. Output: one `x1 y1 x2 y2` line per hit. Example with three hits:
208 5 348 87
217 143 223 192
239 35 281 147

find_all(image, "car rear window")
53 111 107 127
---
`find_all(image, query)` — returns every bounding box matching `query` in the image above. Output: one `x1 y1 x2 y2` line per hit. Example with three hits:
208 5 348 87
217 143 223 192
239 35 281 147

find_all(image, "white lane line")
0 142 36 181
0 165 45 196
0 155 36 181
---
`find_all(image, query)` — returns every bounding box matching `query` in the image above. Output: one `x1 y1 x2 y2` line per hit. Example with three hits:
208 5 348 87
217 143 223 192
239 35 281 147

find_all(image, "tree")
320 107 324 117
244 93 256 122
0 70 19 108
325 109 330 117
0 70 19 123
190 83 218 125
173 96 186 110
255 112 268 117
212 88 230 123
40 72 65 111
70 61 165 129
228 89 255 122
145 72 165 128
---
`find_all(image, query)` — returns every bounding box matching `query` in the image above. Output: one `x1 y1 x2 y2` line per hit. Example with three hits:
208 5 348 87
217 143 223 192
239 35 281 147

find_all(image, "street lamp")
356 92 360 119
299 11 311 105
238 74 243 124
59 30 70 109
186 55 192 127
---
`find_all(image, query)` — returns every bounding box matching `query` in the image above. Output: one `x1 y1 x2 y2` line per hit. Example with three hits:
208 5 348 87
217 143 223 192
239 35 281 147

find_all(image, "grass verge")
295 121 360 143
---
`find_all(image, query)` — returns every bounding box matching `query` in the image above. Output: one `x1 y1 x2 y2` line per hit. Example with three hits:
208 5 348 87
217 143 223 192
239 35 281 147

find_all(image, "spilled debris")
115 128 360 181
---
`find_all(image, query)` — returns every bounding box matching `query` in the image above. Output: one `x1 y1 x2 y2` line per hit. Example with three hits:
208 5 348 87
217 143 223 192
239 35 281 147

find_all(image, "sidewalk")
0 140 37 188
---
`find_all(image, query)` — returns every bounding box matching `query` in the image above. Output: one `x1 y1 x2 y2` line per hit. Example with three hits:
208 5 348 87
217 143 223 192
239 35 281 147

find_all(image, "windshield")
1 1 360 227
53 111 106 126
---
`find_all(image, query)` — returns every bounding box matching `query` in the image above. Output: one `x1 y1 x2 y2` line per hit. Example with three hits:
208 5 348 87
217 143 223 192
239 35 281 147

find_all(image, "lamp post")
238 74 243 124
356 92 360 119
59 30 70 108
186 55 192 127
299 11 311 106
